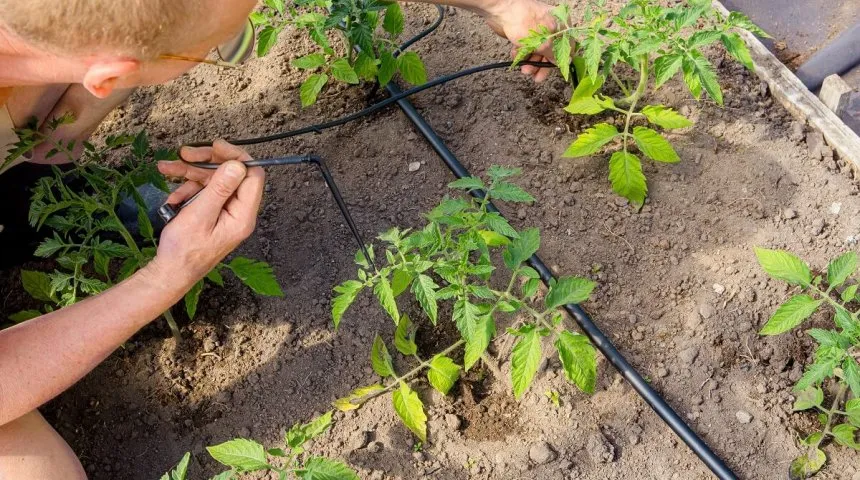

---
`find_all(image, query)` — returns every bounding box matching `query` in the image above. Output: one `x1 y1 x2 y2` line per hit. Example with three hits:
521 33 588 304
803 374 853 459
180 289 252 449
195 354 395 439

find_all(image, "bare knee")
0 410 86 480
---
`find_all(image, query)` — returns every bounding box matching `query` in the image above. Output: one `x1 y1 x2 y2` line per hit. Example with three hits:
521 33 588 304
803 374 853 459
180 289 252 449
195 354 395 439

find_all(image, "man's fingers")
166 181 203 205
179 145 215 163
212 139 253 164
158 161 214 183
183 160 247 229
222 166 265 238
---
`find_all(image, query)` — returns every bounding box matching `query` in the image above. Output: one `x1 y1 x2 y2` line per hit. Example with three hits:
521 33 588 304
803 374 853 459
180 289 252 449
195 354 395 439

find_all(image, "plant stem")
812 382 849 452
619 55 650 159
163 309 181 341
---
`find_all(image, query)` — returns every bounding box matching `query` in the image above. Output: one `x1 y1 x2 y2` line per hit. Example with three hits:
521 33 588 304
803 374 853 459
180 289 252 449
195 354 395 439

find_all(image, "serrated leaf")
377 51 397 86
641 105 693 130
34 235 65 257
373 275 399 323
553 35 572 81
844 357 860 398
391 268 413 297
720 32 754 70
21 270 54 302
503 228 540 270
789 449 826 479
684 51 722 105
555 331 597 393
185 280 204 320
755 248 813 287
300 73 329 107
841 284 858 303
227 257 283 297
522 278 540 298
565 95 614 115
383 3 404 36
832 424 860 449
760 294 822 335
545 277 595 309
453 298 480 340
448 176 485 191
608 151 647 205
297 457 360 480
632 127 680 163
394 314 417 356
487 165 521 181
209 471 235 480
687 30 722 49
206 439 268 472
485 213 519 239
464 315 496 370
827 251 857 288
330 58 359 84
257 26 279 57
478 230 510 247
370 335 395 377
427 355 461 395
562 123 619 158
807 328 843 347
654 54 683 89
292 53 327 70
392 382 427 442
511 325 542 399
847 398 860 427
353 52 378 81
332 280 363 329
411 274 439 324
794 360 834 391
792 386 824 411
397 52 426 85
161 452 191 480
489 181 535 203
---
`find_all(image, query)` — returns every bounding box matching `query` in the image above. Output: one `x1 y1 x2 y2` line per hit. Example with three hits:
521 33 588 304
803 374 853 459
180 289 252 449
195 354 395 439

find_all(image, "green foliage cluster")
755 248 860 478
515 0 767 206
330 167 598 441
162 412 359 480
5 120 283 337
252 0 426 106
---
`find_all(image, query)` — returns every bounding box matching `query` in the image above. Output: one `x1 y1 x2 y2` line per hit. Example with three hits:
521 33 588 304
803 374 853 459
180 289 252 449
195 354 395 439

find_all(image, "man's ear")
82 60 140 98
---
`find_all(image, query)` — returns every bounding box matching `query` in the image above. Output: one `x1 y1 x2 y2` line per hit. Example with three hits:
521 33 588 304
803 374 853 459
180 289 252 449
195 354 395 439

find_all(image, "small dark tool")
158 154 373 267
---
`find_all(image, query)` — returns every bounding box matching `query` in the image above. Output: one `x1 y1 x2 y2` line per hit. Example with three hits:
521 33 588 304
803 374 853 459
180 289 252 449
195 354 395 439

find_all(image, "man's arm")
411 0 559 82
0 141 263 427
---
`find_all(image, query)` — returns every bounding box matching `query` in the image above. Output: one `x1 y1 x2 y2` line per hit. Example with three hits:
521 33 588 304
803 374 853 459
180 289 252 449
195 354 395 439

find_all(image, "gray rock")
805 131 826 159
444 414 462 431
698 303 715 320
350 431 370 450
783 208 797 220
735 410 753 424
408 161 421 172
529 441 558 464
367 441 383 453
678 347 699 366
586 432 616 463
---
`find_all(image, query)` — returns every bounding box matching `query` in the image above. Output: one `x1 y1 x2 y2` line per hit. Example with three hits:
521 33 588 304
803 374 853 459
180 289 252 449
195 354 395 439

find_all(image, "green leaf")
448 176 485 191
684 51 723 105
9 310 42 323
373 275 399 323
383 3 404 36
353 52 378 81
248 12 267 27
807 328 843 347
411 274 438 324
553 35 572 81
297 457 359 480
827 251 857 288
332 280 363 329
427 355 461 395
300 73 329 107
832 424 860 449
789 449 826 479
206 438 269 472
489 181 535 203
545 277 596 309
292 53 327 70
759 294 823 335
207 268 225 287
397 52 426 85
478 230 510 247
394 314 417 356
227 257 284 297
503 227 540 270
185 280 204 320
485 212 519 239
654 54 683 89
377 51 397 86
632 127 680 163
209 471 235 480
608 151 647 206
794 360 834 391
641 105 693 130
257 25 279 57
391 268 413 297
522 278 540 299
453 298 480 340
263 0 284 14
565 95 614 115
34 235 65 258
720 32 754 70
687 30 722 49
464 315 496 370
844 356 860 398
555 331 597 393
841 284 858 303
754 248 813 287
847 398 860 427
330 58 359 85
392 382 427 442
511 325 543 399
370 334 395 377
562 123 619 158
161 452 191 480
728 12 771 38
792 386 824 411
21 270 54 302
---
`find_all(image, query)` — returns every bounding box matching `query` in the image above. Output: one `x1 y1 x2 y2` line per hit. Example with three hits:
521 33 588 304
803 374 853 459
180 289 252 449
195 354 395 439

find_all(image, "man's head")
0 0 258 97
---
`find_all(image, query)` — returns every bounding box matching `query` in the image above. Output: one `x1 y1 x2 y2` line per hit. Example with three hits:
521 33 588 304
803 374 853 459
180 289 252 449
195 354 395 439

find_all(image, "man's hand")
479 0 558 83
152 140 264 288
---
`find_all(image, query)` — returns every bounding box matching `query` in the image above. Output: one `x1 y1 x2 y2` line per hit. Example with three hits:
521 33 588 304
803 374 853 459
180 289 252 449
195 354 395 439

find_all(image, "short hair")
0 0 213 58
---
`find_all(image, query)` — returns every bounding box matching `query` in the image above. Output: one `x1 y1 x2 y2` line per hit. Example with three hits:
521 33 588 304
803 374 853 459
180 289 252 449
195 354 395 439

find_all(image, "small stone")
678 347 699 366
631 330 644 341
350 431 370 450
783 208 797 220
698 303 715 320
412 451 425 461
811 218 826 236
367 441 383 453
830 202 842 215
529 441 557 464
735 411 753 424
656 367 669 378
712 283 726 295
408 162 421 172
586 433 616 464
444 414 462 431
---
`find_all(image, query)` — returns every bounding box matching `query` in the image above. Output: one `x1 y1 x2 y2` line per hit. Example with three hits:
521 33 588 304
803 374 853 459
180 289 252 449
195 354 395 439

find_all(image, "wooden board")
713 1 860 172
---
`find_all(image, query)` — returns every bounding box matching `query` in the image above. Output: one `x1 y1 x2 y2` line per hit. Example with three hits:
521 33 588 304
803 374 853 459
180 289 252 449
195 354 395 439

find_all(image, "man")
0 0 557 478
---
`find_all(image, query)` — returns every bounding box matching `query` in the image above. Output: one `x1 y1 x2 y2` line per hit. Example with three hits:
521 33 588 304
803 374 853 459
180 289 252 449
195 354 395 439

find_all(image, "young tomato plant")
162 411 359 480
331 167 598 442
755 248 860 478
515 0 767 206
6 122 283 337
252 0 426 106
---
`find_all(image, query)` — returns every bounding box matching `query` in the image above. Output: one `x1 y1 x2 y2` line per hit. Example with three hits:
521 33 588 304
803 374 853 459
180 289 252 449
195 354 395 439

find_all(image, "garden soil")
3 3 860 480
